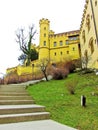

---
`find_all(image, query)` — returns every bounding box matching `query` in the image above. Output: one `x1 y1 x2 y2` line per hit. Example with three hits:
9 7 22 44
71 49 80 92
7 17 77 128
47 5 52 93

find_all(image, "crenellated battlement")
39 18 50 25
80 0 89 32
49 30 80 38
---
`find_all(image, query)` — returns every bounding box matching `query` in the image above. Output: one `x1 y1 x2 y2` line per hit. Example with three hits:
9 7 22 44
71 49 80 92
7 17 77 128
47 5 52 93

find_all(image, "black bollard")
81 95 86 107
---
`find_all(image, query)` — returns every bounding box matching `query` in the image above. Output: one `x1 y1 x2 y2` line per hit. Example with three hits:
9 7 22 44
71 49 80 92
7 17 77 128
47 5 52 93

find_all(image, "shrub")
66 80 78 94
0 78 4 84
52 67 69 80
64 61 76 73
56 60 76 73
4 72 19 84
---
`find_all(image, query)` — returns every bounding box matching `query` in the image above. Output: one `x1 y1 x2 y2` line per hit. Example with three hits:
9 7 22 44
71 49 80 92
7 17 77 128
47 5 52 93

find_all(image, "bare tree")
16 24 37 66
37 58 50 81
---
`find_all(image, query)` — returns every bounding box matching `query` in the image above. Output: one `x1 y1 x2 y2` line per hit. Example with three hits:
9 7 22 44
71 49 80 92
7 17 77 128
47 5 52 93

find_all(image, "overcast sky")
0 0 85 75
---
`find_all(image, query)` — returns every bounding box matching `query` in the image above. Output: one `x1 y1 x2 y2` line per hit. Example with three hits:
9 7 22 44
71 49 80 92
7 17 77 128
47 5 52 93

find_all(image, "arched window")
59 41 63 46
54 52 56 56
60 51 63 55
86 14 90 32
44 27 46 30
43 41 46 46
54 42 57 47
67 51 69 54
44 33 46 37
84 50 88 57
83 50 88 69
89 38 94 54
95 0 97 6
82 30 86 43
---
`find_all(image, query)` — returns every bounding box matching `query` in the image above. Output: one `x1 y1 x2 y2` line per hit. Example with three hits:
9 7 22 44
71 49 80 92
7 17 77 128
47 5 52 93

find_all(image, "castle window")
89 38 94 54
72 47 75 51
84 50 88 57
44 27 46 30
60 41 63 46
54 42 57 47
66 40 69 45
95 0 97 6
44 33 46 37
91 15 92 19
83 50 88 69
95 39 96 44
82 30 86 43
86 14 90 32
60 52 63 55
69 36 78 41
67 51 69 54
43 41 46 46
84 50 88 62
54 52 56 56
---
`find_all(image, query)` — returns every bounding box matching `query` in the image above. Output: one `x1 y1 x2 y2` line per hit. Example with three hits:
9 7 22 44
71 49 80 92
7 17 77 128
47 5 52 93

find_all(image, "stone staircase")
0 85 50 124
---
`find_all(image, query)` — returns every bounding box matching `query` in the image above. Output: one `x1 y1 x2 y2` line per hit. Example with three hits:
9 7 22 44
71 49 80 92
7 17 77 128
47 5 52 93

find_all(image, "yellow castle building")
6 18 81 76
6 0 98 79
39 18 80 63
80 0 98 69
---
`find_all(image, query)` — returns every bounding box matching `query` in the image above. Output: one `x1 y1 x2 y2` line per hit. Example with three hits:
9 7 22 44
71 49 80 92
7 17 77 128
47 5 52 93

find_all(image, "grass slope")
28 73 98 130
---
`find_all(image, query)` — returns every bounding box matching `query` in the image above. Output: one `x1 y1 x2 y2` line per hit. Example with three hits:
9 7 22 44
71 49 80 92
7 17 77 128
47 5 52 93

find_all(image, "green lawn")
27 73 98 130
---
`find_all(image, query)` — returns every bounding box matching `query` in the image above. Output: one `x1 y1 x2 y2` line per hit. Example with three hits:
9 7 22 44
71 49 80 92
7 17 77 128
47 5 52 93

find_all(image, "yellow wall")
39 18 80 64
49 32 80 63
6 67 17 74
17 65 32 76
16 60 41 76
80 0 98 69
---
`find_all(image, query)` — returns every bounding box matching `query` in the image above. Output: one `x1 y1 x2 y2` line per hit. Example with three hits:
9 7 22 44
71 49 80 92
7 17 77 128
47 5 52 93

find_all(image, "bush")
52 67 69 80
56 60 76 73
64 61 76 73
0 78 4 84
4 72 19 84
66 80 78 94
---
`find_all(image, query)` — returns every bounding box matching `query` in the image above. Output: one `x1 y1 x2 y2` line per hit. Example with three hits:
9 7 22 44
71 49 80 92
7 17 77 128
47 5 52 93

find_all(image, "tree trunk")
43 71 48 81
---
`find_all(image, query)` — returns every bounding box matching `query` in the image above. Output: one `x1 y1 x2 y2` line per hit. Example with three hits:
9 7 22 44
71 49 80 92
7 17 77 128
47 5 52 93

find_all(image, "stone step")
0 105 46 115
0 112 50 124
0 85 50 125
0 96 33 100
0 85 25 88
0 90 28 93
0 90 27 92
0 100 35 105
0 86 26 91
0 92 29 96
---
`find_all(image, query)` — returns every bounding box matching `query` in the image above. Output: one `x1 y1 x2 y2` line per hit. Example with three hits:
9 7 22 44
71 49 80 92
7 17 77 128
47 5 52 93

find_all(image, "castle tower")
39 18 50 60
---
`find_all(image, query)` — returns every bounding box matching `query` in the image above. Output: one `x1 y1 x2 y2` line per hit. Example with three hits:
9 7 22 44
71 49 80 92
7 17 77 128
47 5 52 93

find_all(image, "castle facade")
39 18 80 63
6 0 98 76
80 0 98 69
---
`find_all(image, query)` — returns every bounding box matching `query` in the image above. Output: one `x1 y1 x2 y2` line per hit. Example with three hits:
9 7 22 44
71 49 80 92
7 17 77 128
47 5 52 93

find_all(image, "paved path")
13 79 41 86
0 120 77 130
